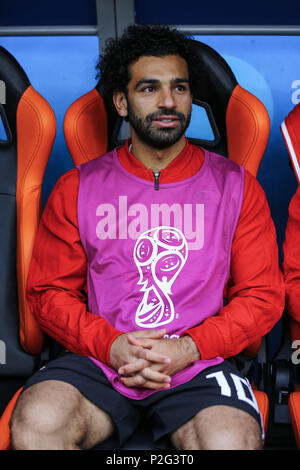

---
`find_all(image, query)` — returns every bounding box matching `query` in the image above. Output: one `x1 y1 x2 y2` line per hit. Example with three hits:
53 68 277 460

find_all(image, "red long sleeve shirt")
283 184 300 340
26 141 284 365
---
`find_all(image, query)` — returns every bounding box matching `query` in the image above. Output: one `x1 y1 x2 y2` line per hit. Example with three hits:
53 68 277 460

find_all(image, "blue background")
1 33 298 257
0 0 299 26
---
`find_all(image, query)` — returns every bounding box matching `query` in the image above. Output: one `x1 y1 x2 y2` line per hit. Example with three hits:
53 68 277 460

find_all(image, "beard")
126 102 191 150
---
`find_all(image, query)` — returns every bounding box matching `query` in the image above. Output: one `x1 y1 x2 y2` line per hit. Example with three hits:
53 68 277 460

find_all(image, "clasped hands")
109 329 200 390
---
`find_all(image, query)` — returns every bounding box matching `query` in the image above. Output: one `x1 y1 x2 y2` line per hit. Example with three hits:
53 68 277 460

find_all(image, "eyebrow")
134 77 190 90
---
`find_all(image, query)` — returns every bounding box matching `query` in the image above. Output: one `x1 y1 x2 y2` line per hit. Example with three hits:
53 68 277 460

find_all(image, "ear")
113 90 128 118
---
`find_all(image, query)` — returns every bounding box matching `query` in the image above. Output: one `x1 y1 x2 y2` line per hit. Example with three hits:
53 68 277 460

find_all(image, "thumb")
132 329 167 339
127 334 158 348
127 334 144 347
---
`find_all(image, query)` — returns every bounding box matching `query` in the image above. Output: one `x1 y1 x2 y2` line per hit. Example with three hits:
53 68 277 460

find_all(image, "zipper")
153 170 161 191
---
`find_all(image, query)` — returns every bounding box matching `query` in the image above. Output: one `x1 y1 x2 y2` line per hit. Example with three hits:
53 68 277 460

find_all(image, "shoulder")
239 170 272 224
206 150 244 177
44 168 80 216
243 170 268 202
77 150 115 173
288 183 300 218
52 167 79 189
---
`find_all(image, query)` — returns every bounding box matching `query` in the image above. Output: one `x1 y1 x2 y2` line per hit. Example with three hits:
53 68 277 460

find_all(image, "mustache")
146 108 186 122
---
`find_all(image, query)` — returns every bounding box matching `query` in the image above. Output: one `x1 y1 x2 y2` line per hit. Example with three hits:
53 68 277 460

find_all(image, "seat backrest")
0 47 56 374
63 40 270 359
64 39 270 177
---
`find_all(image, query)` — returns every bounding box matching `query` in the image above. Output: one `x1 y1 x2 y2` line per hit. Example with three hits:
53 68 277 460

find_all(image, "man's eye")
142 86 155 93
176 85 187 92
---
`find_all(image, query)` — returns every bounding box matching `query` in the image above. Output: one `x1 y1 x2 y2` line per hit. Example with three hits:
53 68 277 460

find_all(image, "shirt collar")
117 138 204 183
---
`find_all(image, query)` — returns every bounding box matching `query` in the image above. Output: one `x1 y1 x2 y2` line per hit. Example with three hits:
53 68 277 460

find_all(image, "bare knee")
200 426 263 450
172 422 263 450
171 406 263 450
11 381 91 450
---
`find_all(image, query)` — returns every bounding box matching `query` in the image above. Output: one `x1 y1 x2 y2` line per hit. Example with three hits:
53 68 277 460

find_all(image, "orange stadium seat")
0 46 56 450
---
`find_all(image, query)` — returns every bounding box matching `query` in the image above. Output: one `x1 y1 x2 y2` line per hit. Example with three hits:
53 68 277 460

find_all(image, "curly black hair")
97 24 201 99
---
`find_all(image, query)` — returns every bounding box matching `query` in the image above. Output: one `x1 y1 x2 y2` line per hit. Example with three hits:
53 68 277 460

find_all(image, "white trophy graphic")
133 226 188 328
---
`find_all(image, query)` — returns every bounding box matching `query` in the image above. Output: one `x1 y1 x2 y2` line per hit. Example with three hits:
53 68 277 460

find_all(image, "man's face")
117 55 192 150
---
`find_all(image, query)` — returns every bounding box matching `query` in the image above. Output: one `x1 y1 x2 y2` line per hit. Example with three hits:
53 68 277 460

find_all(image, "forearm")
26 169 123 365
184 285 284 360
184 171 285 360
178 335 201 364
283 184 300 323
27 287 123 365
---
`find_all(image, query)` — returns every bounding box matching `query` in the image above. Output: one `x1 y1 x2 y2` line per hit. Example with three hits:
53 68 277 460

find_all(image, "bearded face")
127 102 191 150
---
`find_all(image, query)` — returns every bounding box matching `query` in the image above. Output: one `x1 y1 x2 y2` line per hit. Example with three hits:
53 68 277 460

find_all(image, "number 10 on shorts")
206 371 259 413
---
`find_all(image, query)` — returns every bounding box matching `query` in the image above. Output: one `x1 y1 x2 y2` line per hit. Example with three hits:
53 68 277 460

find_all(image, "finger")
120 374 171 390
118 358 149 376
127 335 162 350
136 346 171 365
139 366 171 384
130 329 167 339
118 349 169 376
119 358 167 376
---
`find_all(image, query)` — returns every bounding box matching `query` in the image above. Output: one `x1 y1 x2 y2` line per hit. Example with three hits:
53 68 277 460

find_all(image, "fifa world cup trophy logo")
133 226 188 328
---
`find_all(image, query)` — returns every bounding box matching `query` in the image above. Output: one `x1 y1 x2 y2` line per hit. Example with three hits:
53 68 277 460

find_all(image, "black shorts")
22 352 263 450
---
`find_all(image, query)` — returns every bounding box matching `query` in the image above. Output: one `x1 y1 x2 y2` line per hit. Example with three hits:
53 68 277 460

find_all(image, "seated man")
10 24 284 450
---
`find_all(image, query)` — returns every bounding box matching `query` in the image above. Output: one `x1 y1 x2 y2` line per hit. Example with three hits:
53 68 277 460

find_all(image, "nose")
158 86 176 109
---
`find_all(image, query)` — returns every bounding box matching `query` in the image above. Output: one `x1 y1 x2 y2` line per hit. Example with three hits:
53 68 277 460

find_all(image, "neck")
130 133 187 171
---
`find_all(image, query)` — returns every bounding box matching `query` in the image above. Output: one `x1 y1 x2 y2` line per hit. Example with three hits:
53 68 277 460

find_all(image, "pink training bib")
77 147 245 399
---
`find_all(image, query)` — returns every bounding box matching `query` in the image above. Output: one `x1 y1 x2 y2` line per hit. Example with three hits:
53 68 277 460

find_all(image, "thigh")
147 359 263 449
11 379 114 450
171 405 262 450
11 352 141 449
